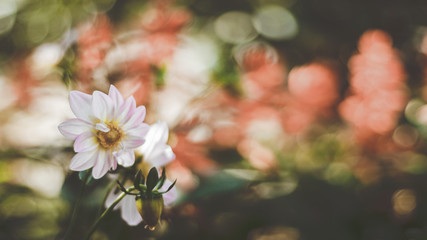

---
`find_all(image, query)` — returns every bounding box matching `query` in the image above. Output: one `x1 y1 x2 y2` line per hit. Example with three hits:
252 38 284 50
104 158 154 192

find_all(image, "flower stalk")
63 170 90 240
84 187 135 240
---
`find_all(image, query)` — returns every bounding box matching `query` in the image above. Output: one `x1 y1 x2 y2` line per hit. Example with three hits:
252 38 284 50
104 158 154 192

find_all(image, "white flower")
58 85 149 179
137 121 176 167
105 121 177 226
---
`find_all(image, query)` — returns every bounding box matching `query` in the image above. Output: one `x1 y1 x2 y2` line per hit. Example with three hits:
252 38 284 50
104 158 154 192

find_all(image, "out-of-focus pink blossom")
282 61 340 134
237 138 278 172
114 74 153 107
288 62 339 108
139 2 192 66
172 133 217 175
236 42 287 101
9 58 39 108
77 14 113 91
339 30 408 150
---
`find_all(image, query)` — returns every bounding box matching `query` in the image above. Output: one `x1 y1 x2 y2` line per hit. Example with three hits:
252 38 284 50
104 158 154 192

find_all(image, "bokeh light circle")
252 5 298 40
214 11 258 44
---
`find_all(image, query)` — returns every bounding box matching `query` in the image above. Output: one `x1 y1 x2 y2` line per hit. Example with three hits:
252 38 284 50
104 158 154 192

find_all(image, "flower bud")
136 195 164 229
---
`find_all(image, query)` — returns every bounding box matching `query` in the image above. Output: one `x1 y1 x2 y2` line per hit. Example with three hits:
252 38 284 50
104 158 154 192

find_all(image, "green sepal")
146 167 159 192
134 170 143 190
155 168 167 190
158 179 176 194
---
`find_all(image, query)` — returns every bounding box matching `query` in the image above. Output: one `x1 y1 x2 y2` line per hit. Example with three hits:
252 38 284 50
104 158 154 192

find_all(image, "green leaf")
146 167 159 192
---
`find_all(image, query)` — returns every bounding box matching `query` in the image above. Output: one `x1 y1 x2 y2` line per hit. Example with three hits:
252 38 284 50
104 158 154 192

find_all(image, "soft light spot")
187 124 213 143
392 189 416 216
214 11 258 44
0 0 17 35
392 125 419 148
11 159 65 198
252 5 298 40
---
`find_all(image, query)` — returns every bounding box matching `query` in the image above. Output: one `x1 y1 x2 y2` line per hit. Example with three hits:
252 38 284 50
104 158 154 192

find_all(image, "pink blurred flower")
139 2 192 66
10 58 39 108
77 14 113 90
282 61 340 134
288 62 339 108
236 42 287 100
58 85 149 179
173 133 217 175
339 30 408 149
237 138 278 172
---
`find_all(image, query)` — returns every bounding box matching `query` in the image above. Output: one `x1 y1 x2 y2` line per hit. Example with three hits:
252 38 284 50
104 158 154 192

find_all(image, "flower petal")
147 145 176 168
114 149 135 167
92 90 114 121
95 122 110 132
161 179 178 206
69 150 97 171
138 121 169 157
92 150 112 179
58 118 92 140
116 96 136 123
122 105 146 131
127 123 149 137
121 194 143 226
153 121 169 144
108 85 124 114
74 132 97 152
104 187 122 210
69 91 93 121
122 134 145 149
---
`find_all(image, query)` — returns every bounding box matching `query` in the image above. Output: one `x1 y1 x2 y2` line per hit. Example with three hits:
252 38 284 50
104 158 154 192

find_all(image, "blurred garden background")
2 0 427 239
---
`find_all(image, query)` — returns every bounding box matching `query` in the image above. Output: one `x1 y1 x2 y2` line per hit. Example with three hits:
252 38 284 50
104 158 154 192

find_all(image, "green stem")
97 180 116 216
84 187 135 240
63 171 90 240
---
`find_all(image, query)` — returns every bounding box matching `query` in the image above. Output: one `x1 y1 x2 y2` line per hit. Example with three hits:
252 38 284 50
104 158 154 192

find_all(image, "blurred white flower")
106 121 177 226
58 85 149 179
137 121 176 167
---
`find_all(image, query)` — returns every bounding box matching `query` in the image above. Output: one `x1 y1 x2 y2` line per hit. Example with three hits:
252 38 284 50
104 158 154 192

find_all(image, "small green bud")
136 195 164 230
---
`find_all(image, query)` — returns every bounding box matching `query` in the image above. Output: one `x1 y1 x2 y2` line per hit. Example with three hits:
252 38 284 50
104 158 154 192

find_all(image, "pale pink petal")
161 181 178 206
104 187 122 210
69 91 93 121
116 97 136 123
147 145 176 168
69 150 97 171
58 118 92 140
114 149 136 167
108 85 124 114
92 91 114 121
122 135 145 149
121 194 143 226
73 132 97 152
127 123 150 137
92 150 112 179
122 106 146 131
153 121 169 144
95 122 110 132
138 121 169 159
110 150 118 170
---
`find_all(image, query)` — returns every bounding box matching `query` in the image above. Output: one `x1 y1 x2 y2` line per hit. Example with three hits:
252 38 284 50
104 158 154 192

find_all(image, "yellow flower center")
96 123 123 149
